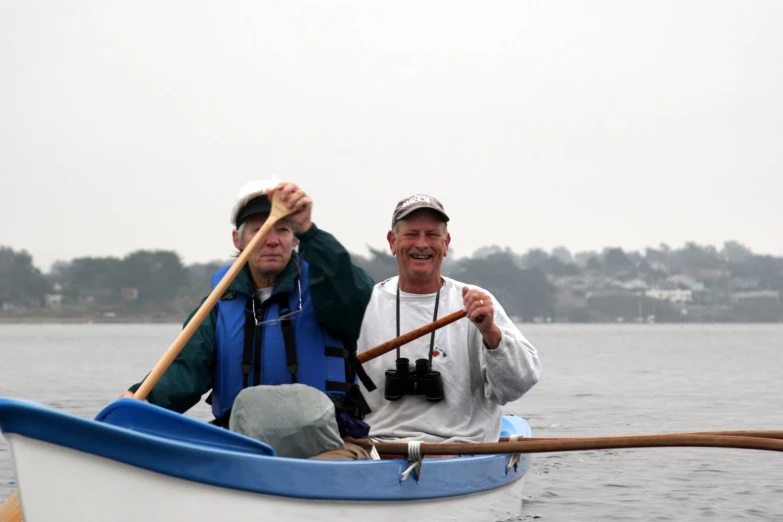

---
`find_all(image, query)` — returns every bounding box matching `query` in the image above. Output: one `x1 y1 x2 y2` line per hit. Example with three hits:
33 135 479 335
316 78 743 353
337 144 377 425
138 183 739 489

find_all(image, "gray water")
1 323 782 520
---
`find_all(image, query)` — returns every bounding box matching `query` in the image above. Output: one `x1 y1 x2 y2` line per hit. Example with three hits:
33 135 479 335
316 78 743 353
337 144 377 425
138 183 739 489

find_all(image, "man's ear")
232 228 242 250
444 232 451 257
387 230 396 255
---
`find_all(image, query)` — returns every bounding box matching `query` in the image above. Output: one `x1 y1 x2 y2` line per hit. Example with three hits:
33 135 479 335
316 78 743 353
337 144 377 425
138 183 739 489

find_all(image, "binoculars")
384 357 444 403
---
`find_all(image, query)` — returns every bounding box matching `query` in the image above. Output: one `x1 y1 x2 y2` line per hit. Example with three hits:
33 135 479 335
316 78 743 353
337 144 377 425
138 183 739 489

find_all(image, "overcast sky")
2 1 781 271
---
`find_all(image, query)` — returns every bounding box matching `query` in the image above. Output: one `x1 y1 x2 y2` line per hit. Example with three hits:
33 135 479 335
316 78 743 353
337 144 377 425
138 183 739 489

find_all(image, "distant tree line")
1 239 781 322
0 247 50 308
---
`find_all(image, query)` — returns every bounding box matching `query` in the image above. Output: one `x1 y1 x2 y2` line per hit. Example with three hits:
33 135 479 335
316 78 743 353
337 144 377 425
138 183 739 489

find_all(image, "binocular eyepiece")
384 357 444 403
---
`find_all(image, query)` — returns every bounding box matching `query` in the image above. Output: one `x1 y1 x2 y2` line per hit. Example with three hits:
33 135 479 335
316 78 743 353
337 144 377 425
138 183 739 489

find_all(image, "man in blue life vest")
121 179 378 459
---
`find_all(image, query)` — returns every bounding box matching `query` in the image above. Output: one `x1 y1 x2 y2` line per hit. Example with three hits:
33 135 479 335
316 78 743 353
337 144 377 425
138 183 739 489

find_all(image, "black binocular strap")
326 345 377 393
244 293 294 388
325 379 372 417
396 283 440 364
242 297 257 389
271 292 298 384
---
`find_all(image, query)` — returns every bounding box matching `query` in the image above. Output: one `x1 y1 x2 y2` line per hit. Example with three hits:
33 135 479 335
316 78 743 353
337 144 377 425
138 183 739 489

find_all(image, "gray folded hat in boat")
228 383 344 459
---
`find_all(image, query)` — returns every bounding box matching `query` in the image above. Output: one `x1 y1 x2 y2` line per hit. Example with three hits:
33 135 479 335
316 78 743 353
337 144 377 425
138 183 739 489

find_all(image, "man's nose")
413 233 429 248
262 231 280 246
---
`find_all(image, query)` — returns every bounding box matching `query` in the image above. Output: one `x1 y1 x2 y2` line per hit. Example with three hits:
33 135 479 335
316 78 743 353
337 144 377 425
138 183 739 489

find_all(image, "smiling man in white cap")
123 180 378 460
355 194 542 445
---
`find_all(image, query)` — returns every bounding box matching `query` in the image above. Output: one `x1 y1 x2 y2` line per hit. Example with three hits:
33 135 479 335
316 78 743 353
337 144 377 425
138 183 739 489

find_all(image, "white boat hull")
8 433 526 522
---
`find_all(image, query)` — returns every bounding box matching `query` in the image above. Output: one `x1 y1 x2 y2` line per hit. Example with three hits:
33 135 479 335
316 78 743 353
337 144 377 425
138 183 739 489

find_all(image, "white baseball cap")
230 176 281 228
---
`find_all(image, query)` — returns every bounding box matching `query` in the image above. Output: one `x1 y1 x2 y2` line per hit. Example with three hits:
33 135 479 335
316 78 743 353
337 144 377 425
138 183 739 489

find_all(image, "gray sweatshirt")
356 276 541 443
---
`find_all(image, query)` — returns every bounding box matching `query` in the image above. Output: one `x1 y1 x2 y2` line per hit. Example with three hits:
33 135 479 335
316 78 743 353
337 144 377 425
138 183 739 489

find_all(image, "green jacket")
128 223 374 413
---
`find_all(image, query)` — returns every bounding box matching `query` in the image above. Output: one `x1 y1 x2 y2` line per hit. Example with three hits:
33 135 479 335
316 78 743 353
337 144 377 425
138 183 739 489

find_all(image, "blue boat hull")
0 397 531 521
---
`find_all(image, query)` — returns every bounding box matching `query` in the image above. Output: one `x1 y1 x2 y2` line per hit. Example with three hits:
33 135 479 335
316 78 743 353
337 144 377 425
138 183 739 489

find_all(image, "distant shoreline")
0 315 184 325
1 315 780 325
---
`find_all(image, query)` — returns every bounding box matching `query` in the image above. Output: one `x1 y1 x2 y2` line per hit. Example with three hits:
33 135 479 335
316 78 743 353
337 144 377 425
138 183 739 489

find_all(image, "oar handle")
357 309 467 364
134 191 292 400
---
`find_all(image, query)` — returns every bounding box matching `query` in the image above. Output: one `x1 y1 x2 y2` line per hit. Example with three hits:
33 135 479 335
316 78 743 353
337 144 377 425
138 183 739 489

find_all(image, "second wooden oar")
357 309 467 364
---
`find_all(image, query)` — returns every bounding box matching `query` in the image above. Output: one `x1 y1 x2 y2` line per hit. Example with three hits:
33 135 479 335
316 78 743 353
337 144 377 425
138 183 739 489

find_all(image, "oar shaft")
499 430 783 442
374 434 783 456
690 430 783 439
0 492 21 522
357 310 466 364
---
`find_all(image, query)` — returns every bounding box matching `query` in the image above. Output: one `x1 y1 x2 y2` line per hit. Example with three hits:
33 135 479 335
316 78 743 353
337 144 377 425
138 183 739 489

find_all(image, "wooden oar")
498 430 783 442
0 190 293 522
357 309 467 364
0 494 20 522
373 433 783 457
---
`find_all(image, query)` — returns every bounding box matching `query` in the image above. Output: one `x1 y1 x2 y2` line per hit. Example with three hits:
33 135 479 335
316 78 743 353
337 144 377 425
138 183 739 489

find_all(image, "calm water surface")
1 323 782 520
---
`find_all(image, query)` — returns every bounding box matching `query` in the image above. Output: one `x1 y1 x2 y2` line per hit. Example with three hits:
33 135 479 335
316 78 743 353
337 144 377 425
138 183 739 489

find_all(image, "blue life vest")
209 260 364 423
